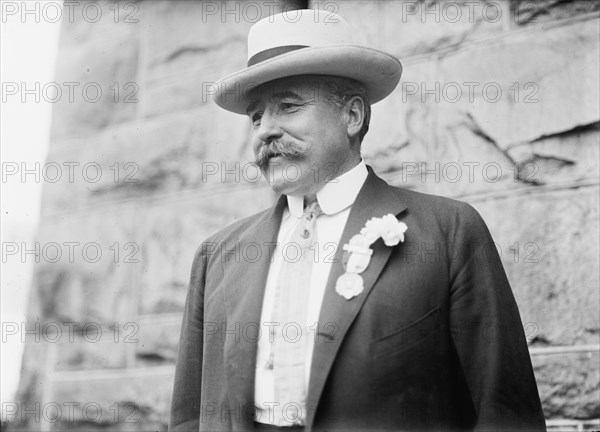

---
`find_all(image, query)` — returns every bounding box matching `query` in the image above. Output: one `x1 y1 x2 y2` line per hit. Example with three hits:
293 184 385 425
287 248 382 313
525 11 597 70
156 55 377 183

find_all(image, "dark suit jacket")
169 168 546 431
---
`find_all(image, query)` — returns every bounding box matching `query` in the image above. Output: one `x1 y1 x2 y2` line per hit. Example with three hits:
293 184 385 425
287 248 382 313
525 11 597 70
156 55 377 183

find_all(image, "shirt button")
265 353 274 370
302 229 310 239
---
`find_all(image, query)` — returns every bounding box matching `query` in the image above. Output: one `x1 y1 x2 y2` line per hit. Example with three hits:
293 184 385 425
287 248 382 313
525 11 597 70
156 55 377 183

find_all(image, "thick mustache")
253 140 307 170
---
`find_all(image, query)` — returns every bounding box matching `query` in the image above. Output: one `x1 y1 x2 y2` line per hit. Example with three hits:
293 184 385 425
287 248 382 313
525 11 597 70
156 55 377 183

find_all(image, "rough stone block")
26 205 139 325
143 58 244 119
141 0 303 118
135 314 182 365
10 342 49 416
533 350 600 420
511 0 600 28
329 0 508 57
507 122 600 186
43 367 174 431
364 58 523 198
50 1 140 141
135 185 274 314
362 16 600 200
53 331 130 371
470 186 600 346
41 105 252 215
436 17 600 148
142 1 248 76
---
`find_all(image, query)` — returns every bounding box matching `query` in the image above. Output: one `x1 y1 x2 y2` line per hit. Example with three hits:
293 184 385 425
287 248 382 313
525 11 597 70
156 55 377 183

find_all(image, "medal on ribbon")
335 273 365 300
335 215 408 300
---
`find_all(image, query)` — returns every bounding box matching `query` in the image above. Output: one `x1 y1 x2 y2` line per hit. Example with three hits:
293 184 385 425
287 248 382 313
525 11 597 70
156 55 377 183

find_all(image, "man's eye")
280 102 300 111
252 112 262 125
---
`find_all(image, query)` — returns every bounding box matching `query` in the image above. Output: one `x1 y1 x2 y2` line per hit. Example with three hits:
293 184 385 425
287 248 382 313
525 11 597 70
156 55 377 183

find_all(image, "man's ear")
345 96 365 141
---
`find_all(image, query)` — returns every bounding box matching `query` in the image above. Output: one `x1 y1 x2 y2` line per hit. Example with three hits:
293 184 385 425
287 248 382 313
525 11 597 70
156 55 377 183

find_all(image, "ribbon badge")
335 214 408 300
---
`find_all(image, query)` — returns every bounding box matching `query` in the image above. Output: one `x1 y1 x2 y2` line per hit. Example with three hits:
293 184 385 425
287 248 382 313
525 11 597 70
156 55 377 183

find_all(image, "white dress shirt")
254 160 368 426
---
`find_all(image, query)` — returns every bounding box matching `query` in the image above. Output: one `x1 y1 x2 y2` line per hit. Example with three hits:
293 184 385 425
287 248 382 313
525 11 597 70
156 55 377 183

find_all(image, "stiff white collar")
286 160 368 217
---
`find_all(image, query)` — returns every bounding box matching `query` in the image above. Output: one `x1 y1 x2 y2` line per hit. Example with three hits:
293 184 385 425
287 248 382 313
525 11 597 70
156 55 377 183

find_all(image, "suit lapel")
306 169 407 428
222 194 286 427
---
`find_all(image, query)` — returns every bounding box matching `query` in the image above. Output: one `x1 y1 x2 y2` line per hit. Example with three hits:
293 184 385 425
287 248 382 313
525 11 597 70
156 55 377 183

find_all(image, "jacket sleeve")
448 202 546 431
168 244 209 431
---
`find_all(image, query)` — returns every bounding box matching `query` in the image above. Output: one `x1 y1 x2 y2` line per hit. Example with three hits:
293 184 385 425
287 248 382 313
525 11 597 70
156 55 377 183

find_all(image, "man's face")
247 75 356 198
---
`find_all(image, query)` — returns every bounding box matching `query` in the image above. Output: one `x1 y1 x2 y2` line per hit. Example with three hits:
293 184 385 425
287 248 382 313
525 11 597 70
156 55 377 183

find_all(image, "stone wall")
9 1 599 431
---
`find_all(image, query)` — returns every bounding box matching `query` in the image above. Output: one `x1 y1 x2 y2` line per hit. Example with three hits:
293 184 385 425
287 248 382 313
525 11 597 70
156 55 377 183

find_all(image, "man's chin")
260 159 314 195
265 178 294 195
262 173 306 196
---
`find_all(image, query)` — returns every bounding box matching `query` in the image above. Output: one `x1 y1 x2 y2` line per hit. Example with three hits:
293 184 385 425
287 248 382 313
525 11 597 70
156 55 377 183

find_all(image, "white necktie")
271 200 322 426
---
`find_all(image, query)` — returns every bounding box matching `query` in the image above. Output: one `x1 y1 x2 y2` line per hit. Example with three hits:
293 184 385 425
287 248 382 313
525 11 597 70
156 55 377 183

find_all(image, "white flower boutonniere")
336 214 408 300
362 213 408 247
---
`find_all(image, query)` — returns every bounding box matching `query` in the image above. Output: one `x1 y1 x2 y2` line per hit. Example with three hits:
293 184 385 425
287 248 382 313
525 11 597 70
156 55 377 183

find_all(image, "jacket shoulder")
390 186 479 217
188 206 274 269
387 185 490 241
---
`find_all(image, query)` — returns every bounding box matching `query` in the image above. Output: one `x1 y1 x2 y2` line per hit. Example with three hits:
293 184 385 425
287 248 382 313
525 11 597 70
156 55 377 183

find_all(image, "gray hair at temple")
322 76 372 144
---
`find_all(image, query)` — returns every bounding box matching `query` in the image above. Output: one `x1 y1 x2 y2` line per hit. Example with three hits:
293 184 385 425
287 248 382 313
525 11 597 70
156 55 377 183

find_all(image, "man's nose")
256 111 283 144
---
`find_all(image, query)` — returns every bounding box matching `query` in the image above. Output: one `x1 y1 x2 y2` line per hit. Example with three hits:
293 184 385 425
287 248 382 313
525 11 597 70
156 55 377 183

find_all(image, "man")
169 9 546 432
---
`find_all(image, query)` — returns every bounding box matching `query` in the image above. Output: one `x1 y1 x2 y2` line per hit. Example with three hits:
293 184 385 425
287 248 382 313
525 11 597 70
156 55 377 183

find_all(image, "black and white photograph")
1 1 599 431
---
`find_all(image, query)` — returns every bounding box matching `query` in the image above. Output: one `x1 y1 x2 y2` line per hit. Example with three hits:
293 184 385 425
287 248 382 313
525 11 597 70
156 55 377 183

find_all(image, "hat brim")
212 45 402 114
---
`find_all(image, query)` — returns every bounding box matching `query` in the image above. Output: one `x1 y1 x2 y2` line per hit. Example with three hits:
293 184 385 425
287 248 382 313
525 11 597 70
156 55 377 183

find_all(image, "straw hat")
212 9 402 114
